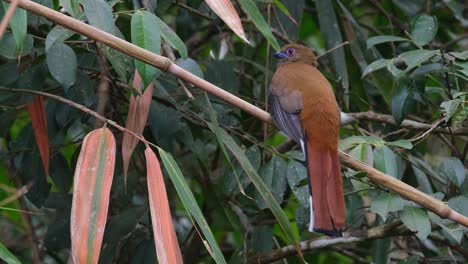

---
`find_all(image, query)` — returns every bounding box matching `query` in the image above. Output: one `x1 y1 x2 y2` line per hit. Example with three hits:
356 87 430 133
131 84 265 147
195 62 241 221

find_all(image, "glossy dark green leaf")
154 16 187 58
366 35 409 49
448 196 468 217
2 2 27 53
400 206 430 240
440 99 462 122
315 0 348 106
46 42 77 89
391 80 412 125
45 25 75 51
370 192 404 221
398 49 440 74
238 0 280 50
411 15 438 46
104 46 132 83
440 157 465 188
256 154 287 209
131 11 162 87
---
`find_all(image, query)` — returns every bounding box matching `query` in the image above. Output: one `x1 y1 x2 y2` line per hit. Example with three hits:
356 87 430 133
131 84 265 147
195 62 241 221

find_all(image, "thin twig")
162 42 195 99
409 119 444 142
316 41 350 60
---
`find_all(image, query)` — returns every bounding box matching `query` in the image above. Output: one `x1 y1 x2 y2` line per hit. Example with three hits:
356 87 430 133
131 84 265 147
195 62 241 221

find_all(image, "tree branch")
347 111 467 136
5 0 468 228
247 220 409 264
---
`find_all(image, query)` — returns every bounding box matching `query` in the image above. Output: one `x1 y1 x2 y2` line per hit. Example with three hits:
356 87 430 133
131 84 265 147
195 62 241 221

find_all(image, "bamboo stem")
4 0 468 228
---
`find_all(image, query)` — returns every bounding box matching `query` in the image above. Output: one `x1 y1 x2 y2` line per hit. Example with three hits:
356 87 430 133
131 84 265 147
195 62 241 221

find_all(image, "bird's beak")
274 52 288 59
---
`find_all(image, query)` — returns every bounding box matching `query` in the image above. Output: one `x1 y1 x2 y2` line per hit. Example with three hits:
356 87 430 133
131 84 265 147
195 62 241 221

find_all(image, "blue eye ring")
286 47 295 56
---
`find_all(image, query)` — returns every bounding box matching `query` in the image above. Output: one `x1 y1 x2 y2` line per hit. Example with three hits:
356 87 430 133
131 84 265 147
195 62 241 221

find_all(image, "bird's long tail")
304 138 345 237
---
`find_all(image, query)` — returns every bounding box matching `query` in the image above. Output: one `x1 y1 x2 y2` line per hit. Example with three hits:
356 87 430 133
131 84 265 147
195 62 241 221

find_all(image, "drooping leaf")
82 0 116 35
215 128 301 255
411 15 438 46
400 206 431 240
70 128 116 264
238 0 280 50
0 242 21 264
2 2 27 54
154 15 188 58
374 145 398 178
46 42 77 89
439 157 465 188
122 70 154 184
391 80 412 125
45 25 75 51
26 96 49 176
370 192 404 221
158 148 227 264
60 0 81 17
272 0 297 25
175 58 203 78
205 0 250 44
447 196 468 217
145 147 183 264
131 11 162 87
366 35 409 49
0 32 33 59
315 0 348 106
440 99 462 122
286 160 309 206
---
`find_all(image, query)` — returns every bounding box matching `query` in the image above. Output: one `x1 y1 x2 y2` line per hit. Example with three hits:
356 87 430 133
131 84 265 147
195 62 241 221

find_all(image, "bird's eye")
286 48 295 56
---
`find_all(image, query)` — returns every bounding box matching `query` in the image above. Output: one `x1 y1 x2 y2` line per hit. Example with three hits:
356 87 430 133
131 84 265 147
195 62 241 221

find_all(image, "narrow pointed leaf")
122 70 154 184
366 35 409 49
154 16 188 58
238 0 279 50
158 148 227 264
145 147 183 264
26 96 49 175
205 0 250 44
214 127 302 256
0 242 21 264
70 128 116 264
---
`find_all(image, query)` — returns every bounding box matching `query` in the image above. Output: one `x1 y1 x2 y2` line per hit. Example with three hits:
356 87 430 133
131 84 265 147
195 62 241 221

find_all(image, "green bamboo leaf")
315 0 349 106
131 11 162 87
158 148 227 264
238 0 280 50
400 206 431 240
215 128 300 251
366 35 409 49
411 15 438 46
386 140 413 149
0 242 21 264
154 16 188 58
2 2 27 54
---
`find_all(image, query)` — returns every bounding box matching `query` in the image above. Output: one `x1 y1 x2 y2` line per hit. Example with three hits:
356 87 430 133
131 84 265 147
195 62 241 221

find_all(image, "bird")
268 44 345 237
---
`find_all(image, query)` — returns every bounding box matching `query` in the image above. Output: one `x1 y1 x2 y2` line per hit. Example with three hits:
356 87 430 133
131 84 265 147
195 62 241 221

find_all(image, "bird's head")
274 44 317 66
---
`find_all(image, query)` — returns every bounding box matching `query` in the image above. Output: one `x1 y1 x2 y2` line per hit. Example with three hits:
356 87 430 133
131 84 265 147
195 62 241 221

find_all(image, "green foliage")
0 0 467 263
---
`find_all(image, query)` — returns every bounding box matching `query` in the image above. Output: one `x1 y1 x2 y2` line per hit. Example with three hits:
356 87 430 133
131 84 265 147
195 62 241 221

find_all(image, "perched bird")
269 44 345 237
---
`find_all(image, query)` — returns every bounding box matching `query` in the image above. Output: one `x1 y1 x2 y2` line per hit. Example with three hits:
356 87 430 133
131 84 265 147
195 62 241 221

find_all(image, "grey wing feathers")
268 94 304 145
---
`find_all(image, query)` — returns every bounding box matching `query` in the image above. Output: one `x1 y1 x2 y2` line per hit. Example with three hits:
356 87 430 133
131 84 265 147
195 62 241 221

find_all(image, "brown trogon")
269 44 345 237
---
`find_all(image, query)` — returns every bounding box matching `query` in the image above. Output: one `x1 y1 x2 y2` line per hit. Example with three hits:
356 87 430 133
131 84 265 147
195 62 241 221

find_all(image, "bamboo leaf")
26 96 49 175
154 15 188 58
214 127 302 257
0 242 21 264
122 70 154 184
238 0 279 50
2 2 27 54
158 148 227 264
70 128 116 264
145 147 183 263
205 0 250 44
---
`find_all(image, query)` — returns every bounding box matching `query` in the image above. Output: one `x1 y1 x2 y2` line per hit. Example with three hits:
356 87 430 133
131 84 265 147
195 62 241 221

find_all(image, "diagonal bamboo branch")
4 0 468 228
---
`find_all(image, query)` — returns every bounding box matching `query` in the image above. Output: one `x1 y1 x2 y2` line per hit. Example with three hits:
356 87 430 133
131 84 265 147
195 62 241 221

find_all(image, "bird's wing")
268 80 303 145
